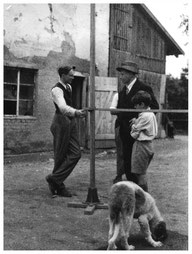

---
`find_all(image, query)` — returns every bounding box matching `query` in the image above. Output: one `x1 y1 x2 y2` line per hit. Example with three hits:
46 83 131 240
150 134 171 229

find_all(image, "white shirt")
130 109 158 141
110 92 118 109
127 77 137 93
110 78 137 109
51 80 76 117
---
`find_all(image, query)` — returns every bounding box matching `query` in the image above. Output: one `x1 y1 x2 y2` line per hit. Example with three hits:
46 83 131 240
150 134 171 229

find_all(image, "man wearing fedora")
114 61 159 184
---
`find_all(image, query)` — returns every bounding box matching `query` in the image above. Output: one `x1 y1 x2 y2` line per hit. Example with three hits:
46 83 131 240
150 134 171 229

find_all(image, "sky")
145 0 189 78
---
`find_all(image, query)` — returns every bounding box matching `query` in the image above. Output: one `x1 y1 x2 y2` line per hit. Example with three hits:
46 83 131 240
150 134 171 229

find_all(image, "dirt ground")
4 135 188 250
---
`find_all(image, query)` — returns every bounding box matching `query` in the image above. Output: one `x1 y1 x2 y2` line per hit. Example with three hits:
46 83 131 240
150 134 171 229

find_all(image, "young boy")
130 90 158 192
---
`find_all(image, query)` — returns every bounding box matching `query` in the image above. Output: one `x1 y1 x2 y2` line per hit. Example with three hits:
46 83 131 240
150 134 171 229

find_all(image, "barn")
3 3 184 154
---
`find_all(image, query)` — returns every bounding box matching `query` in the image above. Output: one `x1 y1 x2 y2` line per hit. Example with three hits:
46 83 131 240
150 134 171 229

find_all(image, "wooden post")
158 74 167 138
68 4 108 214
85 3 100 204
90 3 96 190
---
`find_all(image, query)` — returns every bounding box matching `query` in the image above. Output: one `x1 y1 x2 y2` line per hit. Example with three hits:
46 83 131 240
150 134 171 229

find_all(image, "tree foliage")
166 68 188 110
179 14 189 36
165 68 188 131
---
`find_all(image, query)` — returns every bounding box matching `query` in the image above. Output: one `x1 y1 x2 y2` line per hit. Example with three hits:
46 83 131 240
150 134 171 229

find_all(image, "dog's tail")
107 206 121 250
108 222 120 249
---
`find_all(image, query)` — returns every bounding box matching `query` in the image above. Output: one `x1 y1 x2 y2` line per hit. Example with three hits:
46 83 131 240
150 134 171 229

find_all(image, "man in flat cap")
113 61 159 184
46 66 86 197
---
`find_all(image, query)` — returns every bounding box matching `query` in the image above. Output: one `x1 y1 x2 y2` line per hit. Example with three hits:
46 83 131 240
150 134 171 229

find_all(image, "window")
4 66 37 116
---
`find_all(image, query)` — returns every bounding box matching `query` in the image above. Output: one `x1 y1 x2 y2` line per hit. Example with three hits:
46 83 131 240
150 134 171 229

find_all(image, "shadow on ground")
97 230 188 250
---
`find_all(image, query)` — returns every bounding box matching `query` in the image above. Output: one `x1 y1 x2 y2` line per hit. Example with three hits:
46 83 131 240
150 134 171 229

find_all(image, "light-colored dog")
107 181 167 250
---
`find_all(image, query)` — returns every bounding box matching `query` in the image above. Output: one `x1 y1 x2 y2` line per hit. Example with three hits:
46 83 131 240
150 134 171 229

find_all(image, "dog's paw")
129 245 135 250
107 242 117 250
153 241 163 248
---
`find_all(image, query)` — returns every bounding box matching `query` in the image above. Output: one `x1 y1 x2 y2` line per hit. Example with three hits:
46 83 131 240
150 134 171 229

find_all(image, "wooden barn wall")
132 5 166 74
139 70 161 103
108 4 132 78
109 4 166 78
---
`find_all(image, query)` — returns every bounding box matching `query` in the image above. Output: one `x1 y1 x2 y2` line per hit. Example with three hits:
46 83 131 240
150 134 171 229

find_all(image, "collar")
139 106 151 116
59 79 71 90
126 77 137 91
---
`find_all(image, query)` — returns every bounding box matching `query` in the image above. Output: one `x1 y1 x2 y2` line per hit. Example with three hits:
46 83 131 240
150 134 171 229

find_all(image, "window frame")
4 65 38 117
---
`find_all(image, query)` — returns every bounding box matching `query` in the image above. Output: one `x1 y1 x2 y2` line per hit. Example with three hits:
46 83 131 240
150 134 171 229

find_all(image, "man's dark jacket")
117 79 159 140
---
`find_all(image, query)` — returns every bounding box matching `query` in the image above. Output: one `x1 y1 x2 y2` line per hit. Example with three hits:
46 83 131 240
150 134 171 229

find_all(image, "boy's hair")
58 66 73 77
131 90 152 107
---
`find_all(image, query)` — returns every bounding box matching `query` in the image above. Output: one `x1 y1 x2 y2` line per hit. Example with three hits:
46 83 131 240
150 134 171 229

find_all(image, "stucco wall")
4 3 110 154
4 4 109 75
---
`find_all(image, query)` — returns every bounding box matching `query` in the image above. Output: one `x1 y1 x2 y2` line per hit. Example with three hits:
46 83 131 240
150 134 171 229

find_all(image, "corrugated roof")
138 4 184 57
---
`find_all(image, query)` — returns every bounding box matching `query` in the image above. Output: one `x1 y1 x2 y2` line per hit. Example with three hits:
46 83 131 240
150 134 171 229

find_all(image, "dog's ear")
153 221 168 241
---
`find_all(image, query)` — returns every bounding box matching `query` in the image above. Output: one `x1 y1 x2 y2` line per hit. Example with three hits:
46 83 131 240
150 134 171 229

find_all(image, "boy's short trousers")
131 140 154 174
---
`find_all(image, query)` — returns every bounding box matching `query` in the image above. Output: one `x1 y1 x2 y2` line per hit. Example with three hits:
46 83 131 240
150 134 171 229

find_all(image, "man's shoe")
113 175 122 184
57 187 72 197
45 175 57 197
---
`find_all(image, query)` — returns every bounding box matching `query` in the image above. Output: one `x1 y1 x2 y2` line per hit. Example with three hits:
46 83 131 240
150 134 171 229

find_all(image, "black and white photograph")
2 0 189 251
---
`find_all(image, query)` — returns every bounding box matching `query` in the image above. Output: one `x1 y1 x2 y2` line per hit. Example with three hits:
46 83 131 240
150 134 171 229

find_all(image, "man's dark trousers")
122 136 137 182
50 113 81 186
115 125 124 177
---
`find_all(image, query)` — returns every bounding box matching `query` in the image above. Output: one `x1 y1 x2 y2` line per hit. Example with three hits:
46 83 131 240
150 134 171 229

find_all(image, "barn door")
87 76 118 148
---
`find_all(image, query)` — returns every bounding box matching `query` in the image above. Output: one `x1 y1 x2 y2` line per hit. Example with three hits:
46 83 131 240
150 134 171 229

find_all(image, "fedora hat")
116 61 139 74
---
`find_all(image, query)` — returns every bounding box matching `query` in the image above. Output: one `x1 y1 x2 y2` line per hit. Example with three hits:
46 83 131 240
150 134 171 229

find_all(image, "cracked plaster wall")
4 3 109 76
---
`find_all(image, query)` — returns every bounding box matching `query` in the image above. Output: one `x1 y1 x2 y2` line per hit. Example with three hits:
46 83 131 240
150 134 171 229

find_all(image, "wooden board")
87 76 118 148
